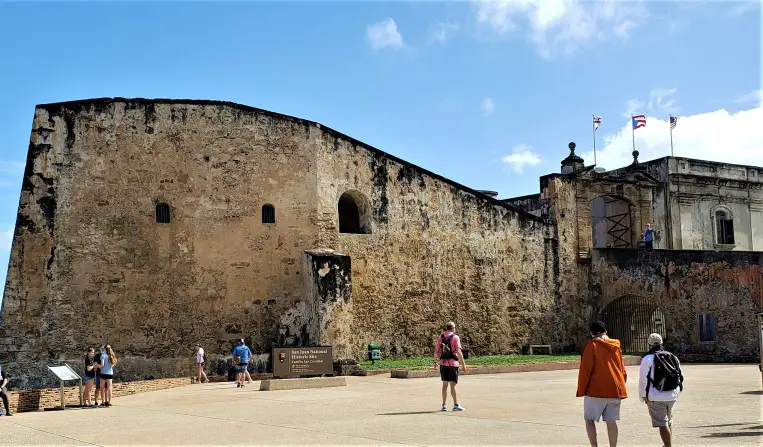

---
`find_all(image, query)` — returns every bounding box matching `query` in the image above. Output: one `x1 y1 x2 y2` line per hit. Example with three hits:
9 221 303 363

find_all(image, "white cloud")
623 98 646 117
647 88 678 113
501 144 542 173
431 21 459 43
481 98 495 116
367 18 404 50
474 0 648 59
580 105 763 172
733 89 762 107
622 89 678 117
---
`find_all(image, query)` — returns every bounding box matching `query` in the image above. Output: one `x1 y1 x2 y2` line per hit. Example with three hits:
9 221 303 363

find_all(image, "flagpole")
631 115 636 153
669 115 674 157
592 115 597 165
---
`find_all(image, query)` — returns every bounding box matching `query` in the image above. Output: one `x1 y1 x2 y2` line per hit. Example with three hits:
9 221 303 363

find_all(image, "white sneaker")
441 404 448 411
452 404 465 411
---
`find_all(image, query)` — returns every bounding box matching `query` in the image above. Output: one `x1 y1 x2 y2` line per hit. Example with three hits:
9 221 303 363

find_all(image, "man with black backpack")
639 333 683 447
433 321 467 411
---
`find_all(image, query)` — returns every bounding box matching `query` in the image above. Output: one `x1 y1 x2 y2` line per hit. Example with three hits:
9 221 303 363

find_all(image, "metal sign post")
47 364 82 410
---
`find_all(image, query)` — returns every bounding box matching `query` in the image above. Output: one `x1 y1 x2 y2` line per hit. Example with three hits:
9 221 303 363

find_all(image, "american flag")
632 114 646 130
593 116 601 131
670 115 678 130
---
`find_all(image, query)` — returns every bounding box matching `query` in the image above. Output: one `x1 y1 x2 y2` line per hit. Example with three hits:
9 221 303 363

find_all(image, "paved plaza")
1 364 761 446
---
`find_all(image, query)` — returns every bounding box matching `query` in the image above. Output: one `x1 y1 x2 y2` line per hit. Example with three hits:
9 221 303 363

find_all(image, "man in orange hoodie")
576 321 628 447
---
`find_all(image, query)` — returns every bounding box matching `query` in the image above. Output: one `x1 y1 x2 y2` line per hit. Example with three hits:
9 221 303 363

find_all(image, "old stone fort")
2 98 762 387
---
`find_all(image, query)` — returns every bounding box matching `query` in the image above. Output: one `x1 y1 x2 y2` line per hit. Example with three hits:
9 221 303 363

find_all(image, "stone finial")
632 150 640 165
561 141 584 174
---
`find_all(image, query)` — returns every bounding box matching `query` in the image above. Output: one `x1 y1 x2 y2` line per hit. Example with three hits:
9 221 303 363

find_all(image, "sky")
0 1 761 302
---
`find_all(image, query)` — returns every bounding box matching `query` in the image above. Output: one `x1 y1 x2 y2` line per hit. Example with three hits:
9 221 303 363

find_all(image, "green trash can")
367 343 381 361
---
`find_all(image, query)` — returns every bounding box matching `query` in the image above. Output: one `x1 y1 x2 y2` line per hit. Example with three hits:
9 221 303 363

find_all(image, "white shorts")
584 396 622 422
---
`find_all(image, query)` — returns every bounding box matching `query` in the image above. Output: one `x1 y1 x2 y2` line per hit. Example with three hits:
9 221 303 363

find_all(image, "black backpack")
648 350 683 395
439 334 457 360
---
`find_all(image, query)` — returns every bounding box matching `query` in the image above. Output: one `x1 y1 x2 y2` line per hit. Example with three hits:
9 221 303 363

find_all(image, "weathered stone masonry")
1 98 561 388
3 98 761 388
591 249 763 362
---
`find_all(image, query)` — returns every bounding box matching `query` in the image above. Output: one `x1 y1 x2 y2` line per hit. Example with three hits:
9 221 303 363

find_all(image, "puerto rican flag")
632 114 646 130
593 116 601 131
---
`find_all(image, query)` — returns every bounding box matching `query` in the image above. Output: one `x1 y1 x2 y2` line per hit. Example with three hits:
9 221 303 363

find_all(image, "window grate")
156 203 171 224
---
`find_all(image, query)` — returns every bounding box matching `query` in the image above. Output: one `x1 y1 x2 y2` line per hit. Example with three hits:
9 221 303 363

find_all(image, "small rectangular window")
699 313 717 342
156 203 171 224
262 204 275 224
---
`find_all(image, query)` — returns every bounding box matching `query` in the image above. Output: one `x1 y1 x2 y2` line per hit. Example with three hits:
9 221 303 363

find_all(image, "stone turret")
561 142 584 174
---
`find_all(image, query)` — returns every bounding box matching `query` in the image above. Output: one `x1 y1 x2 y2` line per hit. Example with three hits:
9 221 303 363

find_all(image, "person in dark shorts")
434 321 467 411
0 362 12 416
83 348 97 407
94 346 104 406
99 345 118 407
231 339 252 388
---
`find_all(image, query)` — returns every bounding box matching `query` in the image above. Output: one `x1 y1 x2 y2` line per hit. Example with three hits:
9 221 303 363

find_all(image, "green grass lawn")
359 354 582 370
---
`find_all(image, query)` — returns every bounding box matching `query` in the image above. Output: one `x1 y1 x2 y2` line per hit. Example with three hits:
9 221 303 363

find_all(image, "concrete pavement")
1 364 761 446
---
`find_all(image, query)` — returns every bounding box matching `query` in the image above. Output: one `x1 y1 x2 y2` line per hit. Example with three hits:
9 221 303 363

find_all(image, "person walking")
99 345 118 407
642 223 655 250
195 344 209 383
434 321 467 411
639 333 683 447
83 348 97 407
576 321 628 447
231 339 252 388
0 363 12 416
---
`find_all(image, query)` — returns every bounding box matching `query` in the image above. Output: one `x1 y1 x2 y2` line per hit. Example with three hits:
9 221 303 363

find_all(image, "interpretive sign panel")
273 346 333 378
48 365 80 381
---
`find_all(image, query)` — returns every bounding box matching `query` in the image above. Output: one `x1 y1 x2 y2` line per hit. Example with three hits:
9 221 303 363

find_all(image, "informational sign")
273 347 333 378
48 365 80 381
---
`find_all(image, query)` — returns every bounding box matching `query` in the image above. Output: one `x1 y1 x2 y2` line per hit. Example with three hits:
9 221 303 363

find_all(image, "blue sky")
0 1 761 301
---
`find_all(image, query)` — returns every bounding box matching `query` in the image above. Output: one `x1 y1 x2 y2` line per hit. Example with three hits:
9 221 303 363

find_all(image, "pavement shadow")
700 422 763 439
377 411 442 416
740 390 763 395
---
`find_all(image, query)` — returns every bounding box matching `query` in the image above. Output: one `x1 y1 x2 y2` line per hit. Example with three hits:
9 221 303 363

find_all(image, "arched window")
714 208 734 245
156 203 171 224
338 191 371 234
262 204 275 224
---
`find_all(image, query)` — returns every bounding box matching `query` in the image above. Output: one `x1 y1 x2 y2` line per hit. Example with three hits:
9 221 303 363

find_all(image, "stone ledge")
353 369 391 376
391 357 642 379
259 377 347 391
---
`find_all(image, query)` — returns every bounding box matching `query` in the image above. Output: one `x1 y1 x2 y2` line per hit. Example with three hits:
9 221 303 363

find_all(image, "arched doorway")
338 190 371 234
591 195 633 248
601 295 667 353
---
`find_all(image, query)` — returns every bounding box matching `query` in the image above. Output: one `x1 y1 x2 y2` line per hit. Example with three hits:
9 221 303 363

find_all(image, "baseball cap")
648 333 663 346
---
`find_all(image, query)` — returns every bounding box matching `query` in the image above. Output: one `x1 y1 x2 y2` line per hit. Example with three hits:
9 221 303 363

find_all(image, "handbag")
232 355 241 365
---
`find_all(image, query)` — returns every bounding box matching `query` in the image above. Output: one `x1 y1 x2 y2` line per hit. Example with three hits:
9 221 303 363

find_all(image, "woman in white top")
195 344 209 383
99 345 118 407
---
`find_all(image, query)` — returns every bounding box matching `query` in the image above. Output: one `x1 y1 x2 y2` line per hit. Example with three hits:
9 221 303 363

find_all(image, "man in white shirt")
639 333 683 447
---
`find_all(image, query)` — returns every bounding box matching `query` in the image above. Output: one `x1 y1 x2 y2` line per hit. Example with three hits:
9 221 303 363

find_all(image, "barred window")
156 203 171 224
699 313 717 342
262 204 275 224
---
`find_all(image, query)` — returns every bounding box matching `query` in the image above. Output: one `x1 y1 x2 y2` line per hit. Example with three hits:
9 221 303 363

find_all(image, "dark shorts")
236 363 249 372
440 365 459 383
95 376 101 388
99 373 113 380
83 376 95 383
645 240 653 249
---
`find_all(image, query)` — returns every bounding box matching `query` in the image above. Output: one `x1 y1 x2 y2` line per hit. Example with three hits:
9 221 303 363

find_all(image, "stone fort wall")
1 99 561 387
